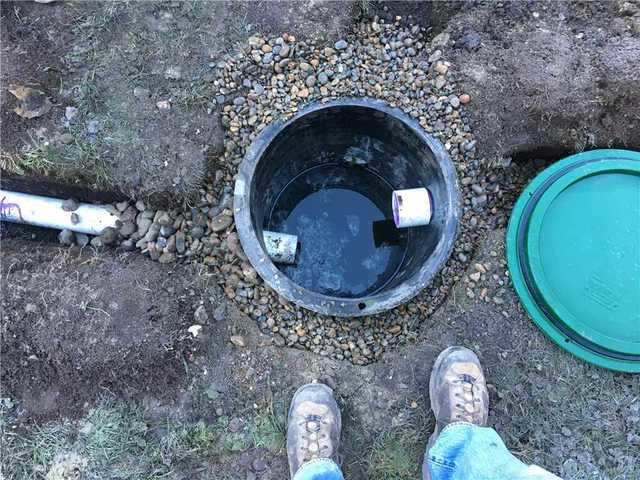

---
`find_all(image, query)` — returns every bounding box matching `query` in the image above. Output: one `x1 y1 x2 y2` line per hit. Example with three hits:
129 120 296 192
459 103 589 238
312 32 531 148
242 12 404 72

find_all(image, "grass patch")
342 405 431 480
5 390 437 480
366 426 426 480
246 398 285 454
82 404 149 476
359 0 372 17
0 134 113 188
1 417 75 479
1 399 286 480
69 1 126 40
153 417 229 470
0 149 55 176
489 321 640 479
220 402 285 455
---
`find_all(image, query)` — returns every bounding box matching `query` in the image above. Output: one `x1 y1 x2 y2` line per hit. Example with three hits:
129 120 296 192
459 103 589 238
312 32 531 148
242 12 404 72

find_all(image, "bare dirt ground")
2 1 640 479
3 230 638 479
446 0 640 163
0 0 358 205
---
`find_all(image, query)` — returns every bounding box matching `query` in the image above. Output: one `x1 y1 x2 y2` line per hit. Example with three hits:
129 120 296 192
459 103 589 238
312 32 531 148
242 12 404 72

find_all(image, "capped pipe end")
392 188 432 228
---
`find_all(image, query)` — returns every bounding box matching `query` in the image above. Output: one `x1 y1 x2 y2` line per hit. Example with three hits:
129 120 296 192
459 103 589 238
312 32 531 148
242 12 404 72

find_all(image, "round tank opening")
234 99 459 317
266 163 409 298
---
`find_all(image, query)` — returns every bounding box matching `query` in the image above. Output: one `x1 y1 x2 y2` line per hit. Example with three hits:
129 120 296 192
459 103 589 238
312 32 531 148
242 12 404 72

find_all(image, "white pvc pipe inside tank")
0 189 119 235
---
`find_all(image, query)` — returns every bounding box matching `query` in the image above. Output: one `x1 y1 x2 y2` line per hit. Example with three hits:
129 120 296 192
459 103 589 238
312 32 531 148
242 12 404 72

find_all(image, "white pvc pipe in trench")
0 189 119 235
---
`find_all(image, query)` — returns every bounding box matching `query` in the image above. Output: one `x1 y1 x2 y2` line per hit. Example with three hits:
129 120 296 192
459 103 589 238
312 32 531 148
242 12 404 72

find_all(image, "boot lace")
451 373 483 422
297 414 333 462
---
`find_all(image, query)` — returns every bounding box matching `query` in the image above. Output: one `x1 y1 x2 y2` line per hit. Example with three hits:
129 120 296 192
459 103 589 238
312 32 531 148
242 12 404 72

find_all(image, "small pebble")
90 236 104 248
472 194 488 209
60 133 74 144
115 201 129 212
58 229 75 245
211 214 233 232
188 325 202 338
164 66 182 80
334 40 348 50
121 239 136 251
230 335 247 347
100 227 118 245
65 106 78 121
61 198 80 212
175 231 186 254
133 87 150 99
458 30 481 51
435 63 448 75
75 233 90 247
86 120 100 134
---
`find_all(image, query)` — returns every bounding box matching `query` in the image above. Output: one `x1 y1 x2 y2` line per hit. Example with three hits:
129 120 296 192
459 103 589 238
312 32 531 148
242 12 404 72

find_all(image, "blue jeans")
293 423 561 480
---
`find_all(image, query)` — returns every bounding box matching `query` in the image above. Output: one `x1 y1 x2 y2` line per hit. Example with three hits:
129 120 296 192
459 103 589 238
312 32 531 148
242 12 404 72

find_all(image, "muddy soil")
445 0 640 162
0 239 215 420
1 1 228 205
0 1 79 153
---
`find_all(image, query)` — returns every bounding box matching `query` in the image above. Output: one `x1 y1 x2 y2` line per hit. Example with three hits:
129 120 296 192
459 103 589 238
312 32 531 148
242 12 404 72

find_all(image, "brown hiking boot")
286 382 341 479
428 346 489 444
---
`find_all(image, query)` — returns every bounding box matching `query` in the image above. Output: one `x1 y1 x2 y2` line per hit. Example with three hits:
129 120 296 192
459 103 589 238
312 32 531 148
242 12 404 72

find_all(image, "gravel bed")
55 18 528 365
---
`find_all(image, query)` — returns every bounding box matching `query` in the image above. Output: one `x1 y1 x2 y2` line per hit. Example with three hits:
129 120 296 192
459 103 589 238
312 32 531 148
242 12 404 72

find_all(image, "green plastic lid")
507 149 640 372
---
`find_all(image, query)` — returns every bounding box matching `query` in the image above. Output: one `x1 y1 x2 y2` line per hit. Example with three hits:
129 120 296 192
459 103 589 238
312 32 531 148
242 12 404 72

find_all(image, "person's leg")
292 459 344 480
423 347 562 480
287 382 345 480
426 423 561 480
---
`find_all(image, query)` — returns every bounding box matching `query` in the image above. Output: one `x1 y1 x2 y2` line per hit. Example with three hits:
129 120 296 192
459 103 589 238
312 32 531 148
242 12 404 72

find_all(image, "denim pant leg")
293 458 345 480
424 423 562 480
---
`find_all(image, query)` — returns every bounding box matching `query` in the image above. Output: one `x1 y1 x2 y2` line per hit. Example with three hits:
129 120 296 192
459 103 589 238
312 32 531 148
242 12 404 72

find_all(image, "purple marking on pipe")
0 196 24 221
392 188 433 228
392 192 401 227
